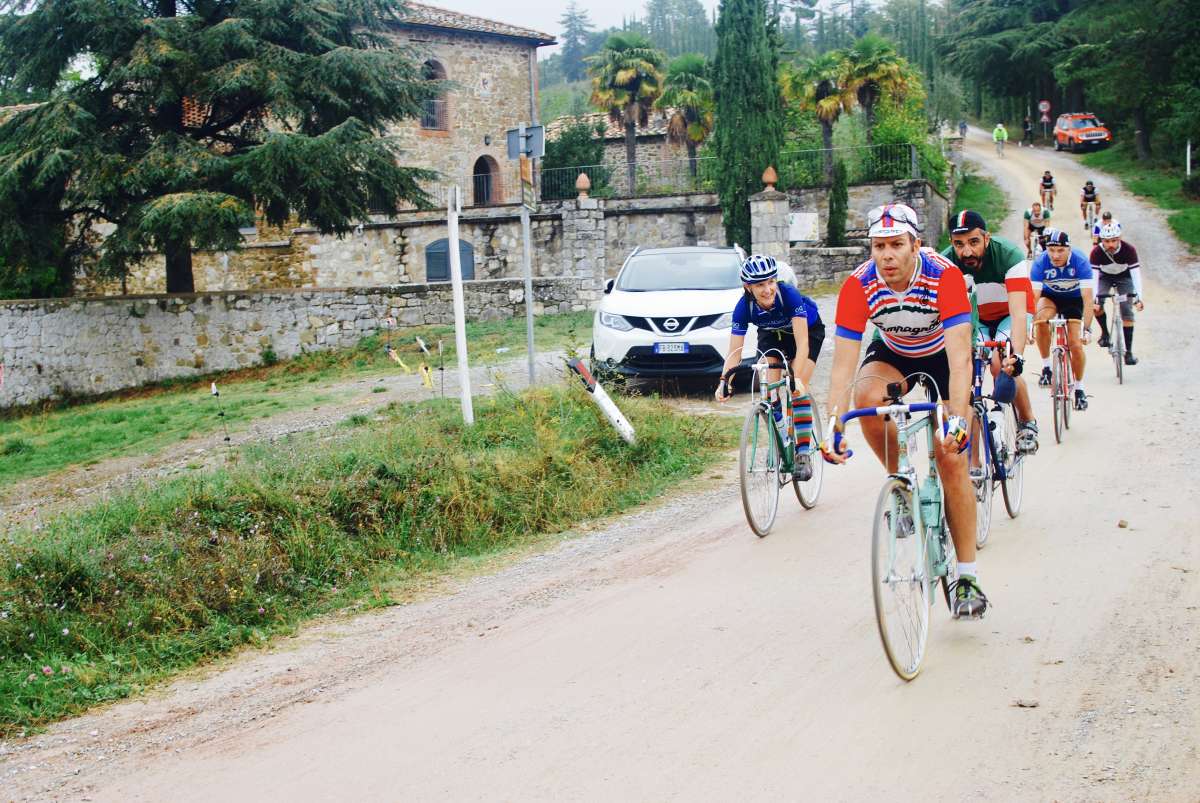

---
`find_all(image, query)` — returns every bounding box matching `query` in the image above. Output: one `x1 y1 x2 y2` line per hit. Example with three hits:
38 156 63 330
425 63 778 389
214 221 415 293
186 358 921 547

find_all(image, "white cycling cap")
868 203 921 238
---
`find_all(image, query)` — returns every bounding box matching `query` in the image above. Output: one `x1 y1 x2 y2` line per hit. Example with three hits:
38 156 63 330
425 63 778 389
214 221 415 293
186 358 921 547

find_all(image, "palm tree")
786 51 856 182
655 53 715 181
588 32 667 193
843 34 910 145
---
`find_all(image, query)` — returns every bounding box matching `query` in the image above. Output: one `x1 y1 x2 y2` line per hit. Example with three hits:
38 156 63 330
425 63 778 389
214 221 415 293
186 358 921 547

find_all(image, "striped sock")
792 391 813 451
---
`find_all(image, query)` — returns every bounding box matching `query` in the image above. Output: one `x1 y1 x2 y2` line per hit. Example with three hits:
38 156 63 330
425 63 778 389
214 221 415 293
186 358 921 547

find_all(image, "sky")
431 0 721 55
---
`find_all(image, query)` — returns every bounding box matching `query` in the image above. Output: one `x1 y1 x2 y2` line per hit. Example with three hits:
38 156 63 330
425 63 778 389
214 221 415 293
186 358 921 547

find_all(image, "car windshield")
616 252 741 291
1071 117 1101 129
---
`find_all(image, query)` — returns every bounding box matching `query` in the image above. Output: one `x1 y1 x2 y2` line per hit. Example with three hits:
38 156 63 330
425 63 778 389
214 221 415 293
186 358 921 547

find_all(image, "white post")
1188 139 1192 177
521 203 535 385
447 185 474 425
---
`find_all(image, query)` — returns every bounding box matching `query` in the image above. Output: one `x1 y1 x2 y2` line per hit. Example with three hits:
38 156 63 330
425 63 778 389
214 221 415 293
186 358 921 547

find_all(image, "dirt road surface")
3 134 1199 801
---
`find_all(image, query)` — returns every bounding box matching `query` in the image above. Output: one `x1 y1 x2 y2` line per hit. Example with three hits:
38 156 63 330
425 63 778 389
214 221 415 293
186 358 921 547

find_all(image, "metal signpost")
1039 100 1052 140
446 185 474 425
507 123 544 386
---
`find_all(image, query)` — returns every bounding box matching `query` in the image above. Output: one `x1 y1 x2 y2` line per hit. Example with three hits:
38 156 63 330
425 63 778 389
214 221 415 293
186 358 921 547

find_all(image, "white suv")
590 246 762 380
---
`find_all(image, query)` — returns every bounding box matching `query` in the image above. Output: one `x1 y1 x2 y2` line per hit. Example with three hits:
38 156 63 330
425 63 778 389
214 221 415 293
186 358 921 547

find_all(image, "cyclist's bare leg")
852 363 904 474
1066 319 1086 380
1034 299 1058 359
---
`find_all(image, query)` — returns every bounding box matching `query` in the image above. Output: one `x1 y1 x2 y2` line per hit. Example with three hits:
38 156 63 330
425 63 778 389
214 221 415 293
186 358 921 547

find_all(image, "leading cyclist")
1030 229 1095 411
716 254 823 481
1080 180 1102 229
823 203 987 619
1090 221 1145 365
942 210 1039 455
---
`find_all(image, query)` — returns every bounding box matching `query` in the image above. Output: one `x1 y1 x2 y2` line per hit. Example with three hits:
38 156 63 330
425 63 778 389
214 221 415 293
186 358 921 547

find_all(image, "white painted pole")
1187 139 1192 177
447 185 474 425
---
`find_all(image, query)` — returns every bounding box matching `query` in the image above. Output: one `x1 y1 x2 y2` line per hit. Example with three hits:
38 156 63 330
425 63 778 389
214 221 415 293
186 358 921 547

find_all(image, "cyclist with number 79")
821 203 987 619
715 254 823 482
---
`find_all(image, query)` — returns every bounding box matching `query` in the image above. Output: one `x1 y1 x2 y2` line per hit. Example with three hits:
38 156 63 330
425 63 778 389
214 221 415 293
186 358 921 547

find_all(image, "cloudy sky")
433 0 723 55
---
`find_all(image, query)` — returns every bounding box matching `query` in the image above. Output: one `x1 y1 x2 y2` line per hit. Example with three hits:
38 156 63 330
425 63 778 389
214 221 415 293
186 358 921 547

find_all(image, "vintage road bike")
830 377 958 681
724 349 824 536
1036 316 1075 443
1096 291 1135 384
969 340 1025 550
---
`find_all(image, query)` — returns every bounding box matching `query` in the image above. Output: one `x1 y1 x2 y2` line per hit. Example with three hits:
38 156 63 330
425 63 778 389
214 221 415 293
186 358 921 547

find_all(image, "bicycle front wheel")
1000 403 1024 518
1052 349 1065 444
1062 355 1072 430
739 404 781 537
1113 307 1124 384
872 478 931 681
972 408 994 549
793 401 824 509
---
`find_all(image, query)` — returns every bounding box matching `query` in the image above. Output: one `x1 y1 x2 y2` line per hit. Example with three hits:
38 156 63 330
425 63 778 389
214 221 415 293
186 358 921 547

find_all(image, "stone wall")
788 246 869 285
782 179 952 245
601 194 725 277
0 278 593 408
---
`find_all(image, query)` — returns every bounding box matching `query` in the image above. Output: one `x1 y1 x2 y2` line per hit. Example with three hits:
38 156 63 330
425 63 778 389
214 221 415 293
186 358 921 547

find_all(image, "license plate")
654 342 689 354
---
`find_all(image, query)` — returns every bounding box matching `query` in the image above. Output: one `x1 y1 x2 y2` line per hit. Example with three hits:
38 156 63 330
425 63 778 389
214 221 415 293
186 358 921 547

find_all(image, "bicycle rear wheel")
1113 304 1124 384
793 401 824 509
739 404 780 537
972 407 994 549
1000 403 1024 518
872 478 931 681
1062 354 1072 430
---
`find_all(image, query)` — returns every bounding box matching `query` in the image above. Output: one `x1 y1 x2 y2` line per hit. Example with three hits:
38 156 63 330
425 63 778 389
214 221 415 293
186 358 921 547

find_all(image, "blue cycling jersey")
1029 248 1094 299
731 283 821 336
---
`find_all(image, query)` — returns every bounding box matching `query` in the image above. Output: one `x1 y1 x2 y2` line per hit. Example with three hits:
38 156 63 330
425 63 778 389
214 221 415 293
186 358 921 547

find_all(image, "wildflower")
41 665 53 676
26 673 35 682
62 628 70 635
257 607 265 614
141 554 151 563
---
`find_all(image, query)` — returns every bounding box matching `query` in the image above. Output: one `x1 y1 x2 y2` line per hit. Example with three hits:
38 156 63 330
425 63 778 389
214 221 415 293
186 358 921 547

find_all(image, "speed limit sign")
1038 100 1051 113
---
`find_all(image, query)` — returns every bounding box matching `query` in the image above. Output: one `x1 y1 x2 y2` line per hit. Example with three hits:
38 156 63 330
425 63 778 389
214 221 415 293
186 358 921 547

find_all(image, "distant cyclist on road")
992 123 1008 157
1030 229 1096 411
942 210 1040 455
823 203 987 619
1039 170 1056 209
1023 201 1051 257
1080 180 1102 229
716 254 823 481
1090 221 1145 366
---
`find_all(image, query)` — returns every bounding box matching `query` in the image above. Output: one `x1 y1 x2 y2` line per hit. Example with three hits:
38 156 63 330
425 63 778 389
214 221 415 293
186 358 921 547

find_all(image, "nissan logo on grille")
663 318 680 331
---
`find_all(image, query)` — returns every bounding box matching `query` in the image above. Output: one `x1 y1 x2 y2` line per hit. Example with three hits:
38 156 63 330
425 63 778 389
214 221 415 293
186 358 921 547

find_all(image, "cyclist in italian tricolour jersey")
1023 201 1051 258
1090 221 1145 365
823 203 987 618
1030 229 1096 410
942 210 1039 454
716 254 824 480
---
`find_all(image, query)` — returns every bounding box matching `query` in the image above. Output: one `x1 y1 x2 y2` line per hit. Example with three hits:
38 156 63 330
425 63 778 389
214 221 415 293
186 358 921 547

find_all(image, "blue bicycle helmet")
740 254 778 284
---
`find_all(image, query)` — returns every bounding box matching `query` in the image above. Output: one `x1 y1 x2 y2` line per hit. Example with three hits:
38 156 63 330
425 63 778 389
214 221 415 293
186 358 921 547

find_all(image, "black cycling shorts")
1044 295 1084 320
861 339 951 402
756 321 825 365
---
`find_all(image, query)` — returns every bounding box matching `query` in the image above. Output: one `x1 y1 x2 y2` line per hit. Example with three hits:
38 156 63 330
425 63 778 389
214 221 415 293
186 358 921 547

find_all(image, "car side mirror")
604 278 614 294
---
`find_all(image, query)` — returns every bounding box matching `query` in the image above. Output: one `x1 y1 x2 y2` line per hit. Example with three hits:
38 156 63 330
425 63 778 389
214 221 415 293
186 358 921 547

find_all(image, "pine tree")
712 0 784 247
0 0 436 295
560 2 594 83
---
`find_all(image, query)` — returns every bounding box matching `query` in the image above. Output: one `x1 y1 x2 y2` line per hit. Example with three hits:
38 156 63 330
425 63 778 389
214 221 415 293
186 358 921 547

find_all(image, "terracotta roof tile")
397 3 556 45
546 110 677 141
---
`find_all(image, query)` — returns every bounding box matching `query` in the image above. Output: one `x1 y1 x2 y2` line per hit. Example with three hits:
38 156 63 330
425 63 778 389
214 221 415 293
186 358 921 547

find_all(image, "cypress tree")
712 0 783 247
826 159 847 246
0 0 437 294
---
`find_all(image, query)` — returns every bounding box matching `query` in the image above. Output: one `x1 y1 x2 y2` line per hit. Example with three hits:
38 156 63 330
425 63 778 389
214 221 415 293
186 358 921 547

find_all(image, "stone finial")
576 172 591 199
762 165 779 191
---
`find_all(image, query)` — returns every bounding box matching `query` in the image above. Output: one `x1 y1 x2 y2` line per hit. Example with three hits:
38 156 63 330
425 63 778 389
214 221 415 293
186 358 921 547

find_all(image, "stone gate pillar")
749 166 789 262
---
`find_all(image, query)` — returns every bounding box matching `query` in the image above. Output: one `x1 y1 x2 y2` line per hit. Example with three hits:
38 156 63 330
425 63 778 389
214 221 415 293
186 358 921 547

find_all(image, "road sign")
1038 99 1051 113
1040 113 1051 123
507 124 545 160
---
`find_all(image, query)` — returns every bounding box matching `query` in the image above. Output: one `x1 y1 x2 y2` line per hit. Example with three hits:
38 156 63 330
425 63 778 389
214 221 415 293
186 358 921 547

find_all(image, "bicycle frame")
970 340 1011 481
836 399 953 583
747 348 797 474
1097 292 1129 382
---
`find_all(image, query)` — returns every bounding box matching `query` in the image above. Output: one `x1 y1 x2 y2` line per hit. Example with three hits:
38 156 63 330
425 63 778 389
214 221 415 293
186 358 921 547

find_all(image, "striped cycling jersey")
835 249 972 358
940 235 1034 323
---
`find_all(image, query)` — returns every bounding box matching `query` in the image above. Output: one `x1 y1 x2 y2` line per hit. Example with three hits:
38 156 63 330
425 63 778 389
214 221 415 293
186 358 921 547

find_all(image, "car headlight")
599 311 633 331
711 312 733 330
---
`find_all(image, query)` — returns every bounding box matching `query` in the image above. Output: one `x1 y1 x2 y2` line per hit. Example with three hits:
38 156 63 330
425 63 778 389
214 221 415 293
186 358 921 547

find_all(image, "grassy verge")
0 311 592 488
0 385 732 736
941 171 1010 250
1081 146 1200 250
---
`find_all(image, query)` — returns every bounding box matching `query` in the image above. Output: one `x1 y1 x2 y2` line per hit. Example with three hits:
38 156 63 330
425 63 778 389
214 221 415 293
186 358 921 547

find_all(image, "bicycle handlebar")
827 402 946 461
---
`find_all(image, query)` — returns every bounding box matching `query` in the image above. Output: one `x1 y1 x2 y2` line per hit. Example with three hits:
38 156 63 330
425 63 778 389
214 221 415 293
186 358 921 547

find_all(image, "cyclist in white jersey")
1089 221 1145 365
1023 201 1051 257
